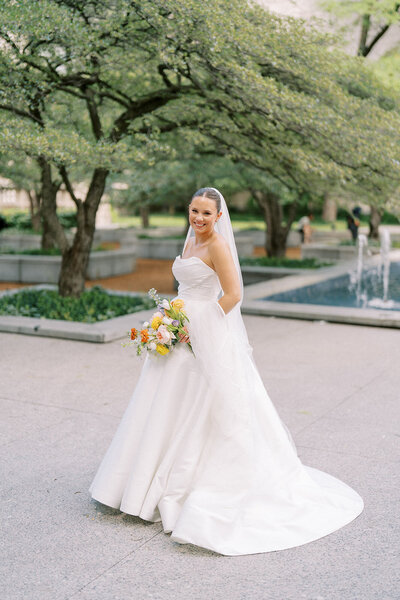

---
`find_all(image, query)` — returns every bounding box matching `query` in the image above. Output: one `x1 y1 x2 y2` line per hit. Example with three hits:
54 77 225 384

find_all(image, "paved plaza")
1 316 399 600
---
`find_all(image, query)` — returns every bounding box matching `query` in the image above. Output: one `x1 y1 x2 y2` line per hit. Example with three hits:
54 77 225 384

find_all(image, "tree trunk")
38 158 63 250
26 190 42 232
254 190 297 258
58 237 91 297
140 205 150 228
358 14 370 56
322 193 337 222
368 205 383 240
41 219 57 249
58 168 108 297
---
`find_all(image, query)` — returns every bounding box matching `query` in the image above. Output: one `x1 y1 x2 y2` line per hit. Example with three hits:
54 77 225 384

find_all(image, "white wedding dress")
89 254 364 556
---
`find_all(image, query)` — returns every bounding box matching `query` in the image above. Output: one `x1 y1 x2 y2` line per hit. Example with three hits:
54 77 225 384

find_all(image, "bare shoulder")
209 233 232 262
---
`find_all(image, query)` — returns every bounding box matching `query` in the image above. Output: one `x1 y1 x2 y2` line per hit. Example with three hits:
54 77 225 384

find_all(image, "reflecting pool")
263 262 400 311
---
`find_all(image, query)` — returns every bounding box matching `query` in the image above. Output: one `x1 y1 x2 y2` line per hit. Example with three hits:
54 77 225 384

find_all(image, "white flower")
152 311 163 319
161 299 170 309
156 325 172 344
162 316 173 325
148 342 156 351
143 321 149 328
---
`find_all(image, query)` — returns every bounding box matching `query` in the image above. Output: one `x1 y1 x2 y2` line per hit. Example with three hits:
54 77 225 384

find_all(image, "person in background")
297 213 313 243
346 214 359 241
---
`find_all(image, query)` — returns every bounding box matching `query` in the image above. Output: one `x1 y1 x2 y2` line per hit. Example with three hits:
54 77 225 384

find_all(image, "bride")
89 187 363 556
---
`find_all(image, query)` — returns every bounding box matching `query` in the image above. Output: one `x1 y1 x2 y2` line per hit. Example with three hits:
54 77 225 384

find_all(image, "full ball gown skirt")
89 255 364 556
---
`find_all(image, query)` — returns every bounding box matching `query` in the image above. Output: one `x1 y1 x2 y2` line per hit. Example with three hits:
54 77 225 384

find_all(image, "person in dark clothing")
346 214 358 241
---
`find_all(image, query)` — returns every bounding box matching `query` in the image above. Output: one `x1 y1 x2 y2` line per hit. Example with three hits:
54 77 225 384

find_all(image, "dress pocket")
215 301 226 318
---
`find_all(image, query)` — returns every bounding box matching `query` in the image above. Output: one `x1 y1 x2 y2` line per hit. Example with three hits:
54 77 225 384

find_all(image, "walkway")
0 316 399 599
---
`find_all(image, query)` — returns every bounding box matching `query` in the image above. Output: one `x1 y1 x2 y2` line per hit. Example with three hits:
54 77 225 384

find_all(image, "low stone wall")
0 247 137 283
92 227 137 247
0 232 42 251
137 235 255 259
241 265 312 286
234 229 302 248
301 244 380 261
0 228 137 251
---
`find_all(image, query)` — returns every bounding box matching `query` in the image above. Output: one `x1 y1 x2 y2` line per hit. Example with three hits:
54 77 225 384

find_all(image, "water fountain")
256 225 400 323
355 233 368 307
380 228 391 303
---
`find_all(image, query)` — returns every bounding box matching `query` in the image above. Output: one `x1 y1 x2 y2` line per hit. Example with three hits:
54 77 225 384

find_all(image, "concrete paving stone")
71 450 399 600
1 316 399 600
0 413 162 600
295 412 400 462
1 332 142 416
66 508 397 600
324 371 400 428
251 317 397 435
0 396 77 446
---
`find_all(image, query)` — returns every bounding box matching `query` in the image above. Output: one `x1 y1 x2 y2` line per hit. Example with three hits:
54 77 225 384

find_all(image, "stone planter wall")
241 265 311 286
234 229 302 248
0 228 137 251
301 243 380 261
0 232 42 251
137 235 255 259
92 227 137 247
0 247 137 283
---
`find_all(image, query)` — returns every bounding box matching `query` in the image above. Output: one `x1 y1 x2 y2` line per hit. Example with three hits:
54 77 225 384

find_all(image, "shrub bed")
0 286 154 323
239 256 333 269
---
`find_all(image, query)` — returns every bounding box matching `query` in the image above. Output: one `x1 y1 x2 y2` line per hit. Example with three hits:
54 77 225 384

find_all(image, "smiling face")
189 196 221 235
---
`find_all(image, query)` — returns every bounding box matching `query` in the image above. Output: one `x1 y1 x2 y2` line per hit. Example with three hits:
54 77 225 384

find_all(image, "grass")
110 209 269 231
239 256 334 269
110 208 376 233
137 234 186 240
0 286 154 323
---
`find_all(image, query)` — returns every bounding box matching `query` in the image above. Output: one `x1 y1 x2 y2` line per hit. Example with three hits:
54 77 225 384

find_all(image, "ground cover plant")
239 257 333 269
0 286 154 323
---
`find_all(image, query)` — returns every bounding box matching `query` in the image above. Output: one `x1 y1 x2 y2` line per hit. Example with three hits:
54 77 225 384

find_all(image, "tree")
1 0 400 282
0 154 42 231
0 152 62 247
320 0 400 235
321 0 400 57
110 155 308 258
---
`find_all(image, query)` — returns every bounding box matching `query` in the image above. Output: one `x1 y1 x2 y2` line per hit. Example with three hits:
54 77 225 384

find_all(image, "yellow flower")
156 344 170 355
171 299 185 310
151 316 163 330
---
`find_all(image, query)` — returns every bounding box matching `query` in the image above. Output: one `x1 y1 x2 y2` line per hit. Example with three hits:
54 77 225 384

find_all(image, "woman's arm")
209 236 241 315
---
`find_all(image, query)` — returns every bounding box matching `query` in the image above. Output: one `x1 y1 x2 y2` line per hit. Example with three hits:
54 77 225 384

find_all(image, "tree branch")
0 103 43 126
83 87 103 140
58 165 82 209
109 86 194 142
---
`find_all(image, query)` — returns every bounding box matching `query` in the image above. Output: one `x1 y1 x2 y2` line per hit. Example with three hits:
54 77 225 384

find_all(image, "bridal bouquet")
124 288 192 357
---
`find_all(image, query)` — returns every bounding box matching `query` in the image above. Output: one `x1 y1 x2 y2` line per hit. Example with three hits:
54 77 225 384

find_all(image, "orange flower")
140 329 149 343
130 327 138 340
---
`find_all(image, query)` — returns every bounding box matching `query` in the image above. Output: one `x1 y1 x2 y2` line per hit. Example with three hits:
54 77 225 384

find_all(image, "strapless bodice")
172 255 222 301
